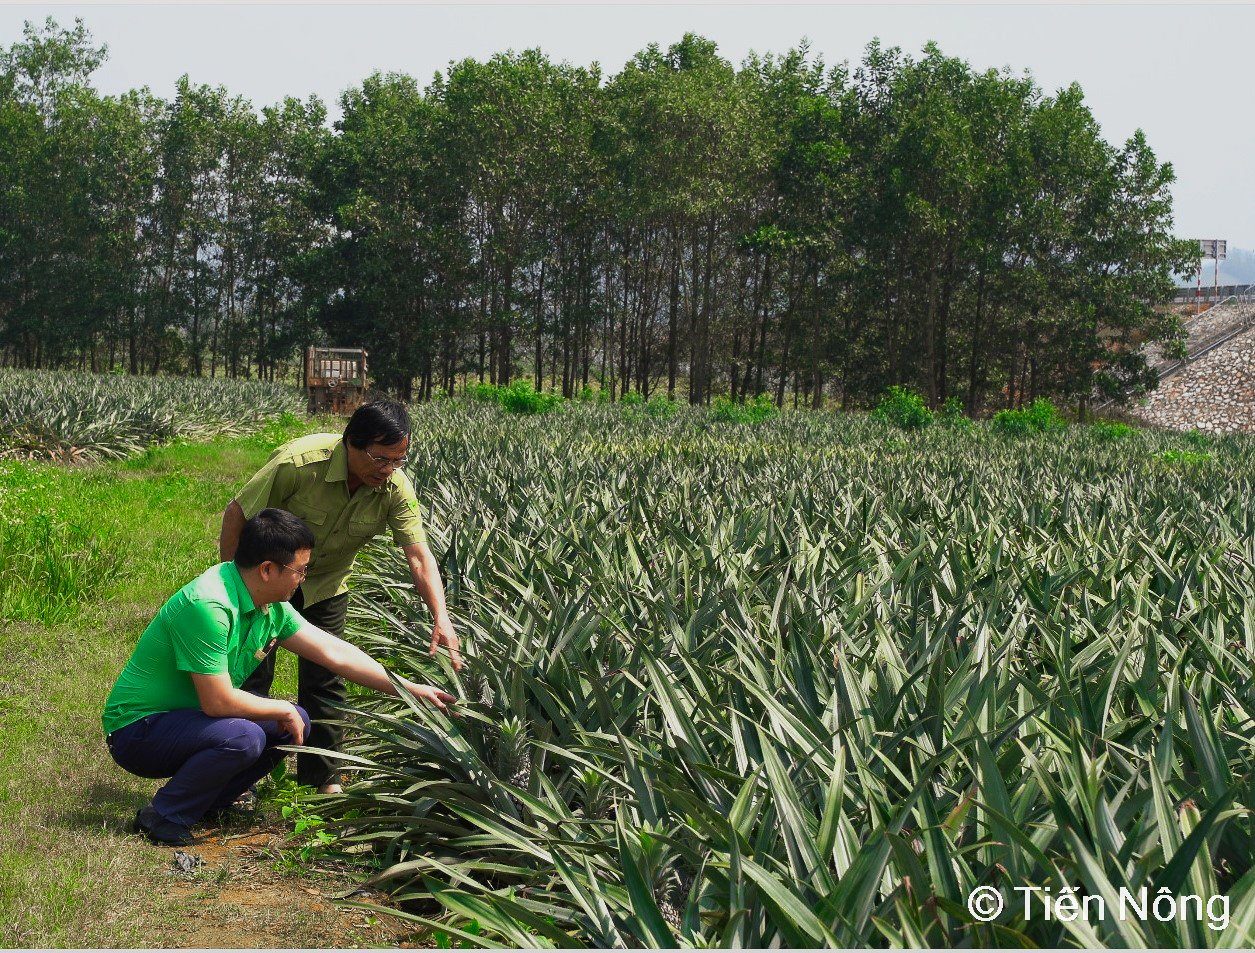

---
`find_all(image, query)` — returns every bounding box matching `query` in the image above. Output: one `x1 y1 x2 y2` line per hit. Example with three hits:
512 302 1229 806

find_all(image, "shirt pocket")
292 505 332 566
347 514 384 541
293 504 329 530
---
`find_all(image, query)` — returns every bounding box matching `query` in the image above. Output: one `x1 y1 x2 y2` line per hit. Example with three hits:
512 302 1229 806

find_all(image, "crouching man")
102 508 456 846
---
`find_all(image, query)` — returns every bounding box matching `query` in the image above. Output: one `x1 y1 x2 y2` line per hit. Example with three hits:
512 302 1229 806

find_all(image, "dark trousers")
106 705 311 827
240 588 349 787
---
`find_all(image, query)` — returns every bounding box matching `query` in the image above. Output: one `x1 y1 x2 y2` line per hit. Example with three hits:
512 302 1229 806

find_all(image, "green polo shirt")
232 433 427 606
102 562 305 736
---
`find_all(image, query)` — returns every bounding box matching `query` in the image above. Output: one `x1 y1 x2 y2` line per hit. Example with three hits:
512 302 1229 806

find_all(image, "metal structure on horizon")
1196 239 1229 315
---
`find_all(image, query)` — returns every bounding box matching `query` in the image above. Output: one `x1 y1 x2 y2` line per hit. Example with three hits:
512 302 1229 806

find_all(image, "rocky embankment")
1129 318 1255 433
1144 301 1254 372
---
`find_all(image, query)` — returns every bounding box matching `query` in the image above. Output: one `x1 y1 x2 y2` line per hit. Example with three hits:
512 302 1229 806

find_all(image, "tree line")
0 18 1195 411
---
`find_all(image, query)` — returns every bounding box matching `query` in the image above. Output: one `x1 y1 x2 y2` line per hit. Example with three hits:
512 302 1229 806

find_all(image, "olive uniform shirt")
232 433 427 606
102 562 305 736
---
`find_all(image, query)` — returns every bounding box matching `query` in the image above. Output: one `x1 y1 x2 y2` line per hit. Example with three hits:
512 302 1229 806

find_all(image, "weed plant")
644 395 679 419
992 397 1066 436
464 381 562 415
1091 422 1136 441
937 396 973 430
872 385 933 429
709 393 778 424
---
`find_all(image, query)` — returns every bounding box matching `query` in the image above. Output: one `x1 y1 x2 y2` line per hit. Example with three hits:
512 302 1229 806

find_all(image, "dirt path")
156 822 425 949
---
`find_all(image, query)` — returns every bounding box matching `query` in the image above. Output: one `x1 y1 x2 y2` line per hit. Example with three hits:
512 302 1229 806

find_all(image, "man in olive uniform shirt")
219 400 461 793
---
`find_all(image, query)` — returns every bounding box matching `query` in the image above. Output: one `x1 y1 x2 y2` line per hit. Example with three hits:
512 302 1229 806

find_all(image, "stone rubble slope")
1129 322 1255 433
1144 300 1255 371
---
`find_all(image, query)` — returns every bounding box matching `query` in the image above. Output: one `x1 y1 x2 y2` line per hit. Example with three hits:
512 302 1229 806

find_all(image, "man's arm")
282 624 456 711
403 540 462 671
223 455 298 560
219 499 247 561
189 671 306 743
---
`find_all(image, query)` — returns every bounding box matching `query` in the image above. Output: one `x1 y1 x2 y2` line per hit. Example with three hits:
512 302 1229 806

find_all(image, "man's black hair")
234 508 316 570
343 399 410 449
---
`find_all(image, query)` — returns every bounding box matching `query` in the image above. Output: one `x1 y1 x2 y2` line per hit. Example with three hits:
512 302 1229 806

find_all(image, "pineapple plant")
323 399 1255 948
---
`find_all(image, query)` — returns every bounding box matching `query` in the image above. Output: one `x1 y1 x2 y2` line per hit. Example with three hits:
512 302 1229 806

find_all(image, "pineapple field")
291 400 1255 947
0 368 304 462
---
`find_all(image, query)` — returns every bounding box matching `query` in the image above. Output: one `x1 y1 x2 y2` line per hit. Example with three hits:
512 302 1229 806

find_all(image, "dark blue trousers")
106 706 311 827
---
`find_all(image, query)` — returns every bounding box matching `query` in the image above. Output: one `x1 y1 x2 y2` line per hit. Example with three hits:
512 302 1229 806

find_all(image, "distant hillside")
1178 246 1255 286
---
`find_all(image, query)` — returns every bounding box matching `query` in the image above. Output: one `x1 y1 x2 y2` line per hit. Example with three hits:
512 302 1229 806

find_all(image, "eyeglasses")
364 449 410 471
281 562 309 581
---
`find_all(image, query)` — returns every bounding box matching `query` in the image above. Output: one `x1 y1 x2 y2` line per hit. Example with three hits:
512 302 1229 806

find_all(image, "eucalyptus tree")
322 71 459 397
0 17 108 367
950 66 1039 414
843 42 987 405
1001 85 1193 411
1064 129 1196 411
740 47 851 408
0 17 1196 413
53 86 158 372
0 16 103 114
527 60 602 395
602 34 764 404
142 77 228 375
249 96 331 381
435 51 594 388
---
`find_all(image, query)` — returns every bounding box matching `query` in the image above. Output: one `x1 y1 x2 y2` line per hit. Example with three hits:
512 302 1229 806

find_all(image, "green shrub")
746 393 779 423
497 380 561 415
872 386 933 430
708 397 739 422
465 382 499 403
1091 421 1135 441
644 394 679 419
1160 449 1212 466
619 391 645 407
937 396 972 430
710 393 778 425
992 398 1065 436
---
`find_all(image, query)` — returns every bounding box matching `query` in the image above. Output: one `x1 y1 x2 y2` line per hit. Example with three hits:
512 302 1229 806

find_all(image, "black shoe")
133 804 194 847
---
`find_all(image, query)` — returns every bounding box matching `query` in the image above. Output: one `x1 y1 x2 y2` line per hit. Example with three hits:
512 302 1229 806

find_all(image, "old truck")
305 346 368 415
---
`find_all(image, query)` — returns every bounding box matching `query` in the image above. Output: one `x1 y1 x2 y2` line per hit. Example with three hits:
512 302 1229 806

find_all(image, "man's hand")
405 680 457 713
277 702 305 745
429 616 463 672
404 541 462 672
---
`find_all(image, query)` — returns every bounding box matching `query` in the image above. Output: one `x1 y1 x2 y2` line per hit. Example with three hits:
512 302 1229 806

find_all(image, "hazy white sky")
2 3 1252 252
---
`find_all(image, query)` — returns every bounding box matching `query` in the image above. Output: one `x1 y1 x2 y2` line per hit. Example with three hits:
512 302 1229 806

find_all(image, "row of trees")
0 18 1195 410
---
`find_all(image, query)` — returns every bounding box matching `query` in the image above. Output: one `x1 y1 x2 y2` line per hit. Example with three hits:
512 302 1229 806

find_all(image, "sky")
2 2 1252 260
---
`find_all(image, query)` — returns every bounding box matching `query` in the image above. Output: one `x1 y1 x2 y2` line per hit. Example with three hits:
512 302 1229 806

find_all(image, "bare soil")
155 822 426 949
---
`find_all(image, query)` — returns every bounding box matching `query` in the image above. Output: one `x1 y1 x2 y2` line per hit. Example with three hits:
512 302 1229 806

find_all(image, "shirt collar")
325 439 349 484
223 561 258 616
327 438 388 494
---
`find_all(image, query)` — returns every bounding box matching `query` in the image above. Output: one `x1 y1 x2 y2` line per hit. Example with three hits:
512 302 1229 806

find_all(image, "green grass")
0 417 328 947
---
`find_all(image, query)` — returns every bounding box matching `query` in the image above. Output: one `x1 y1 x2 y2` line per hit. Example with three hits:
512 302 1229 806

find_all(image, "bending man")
103 508 456 847
219 399 461 794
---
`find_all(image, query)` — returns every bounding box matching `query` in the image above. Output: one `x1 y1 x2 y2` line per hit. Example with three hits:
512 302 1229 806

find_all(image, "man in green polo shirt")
218 399 461 794
104 508 455 846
